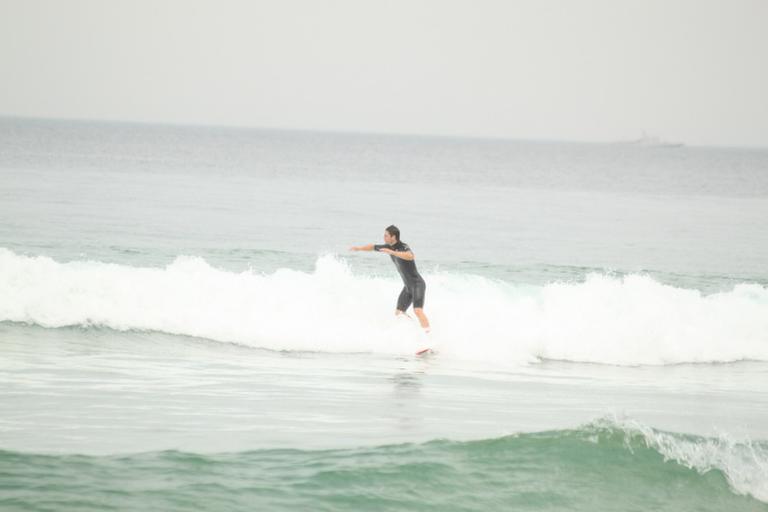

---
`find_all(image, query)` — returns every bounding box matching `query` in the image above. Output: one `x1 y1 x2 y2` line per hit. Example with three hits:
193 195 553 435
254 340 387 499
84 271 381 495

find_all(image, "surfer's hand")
349 246 359 251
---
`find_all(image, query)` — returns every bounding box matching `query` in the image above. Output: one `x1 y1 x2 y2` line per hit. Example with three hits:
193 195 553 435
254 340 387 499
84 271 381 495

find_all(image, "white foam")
2 248 768 366
596 417 768 503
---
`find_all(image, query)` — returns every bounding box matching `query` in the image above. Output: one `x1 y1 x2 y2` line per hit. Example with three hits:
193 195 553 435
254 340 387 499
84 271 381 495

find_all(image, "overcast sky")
1 0 766 147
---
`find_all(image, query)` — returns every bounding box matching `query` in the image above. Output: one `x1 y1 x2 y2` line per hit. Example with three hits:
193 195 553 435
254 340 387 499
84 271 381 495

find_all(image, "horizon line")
2 113 767 152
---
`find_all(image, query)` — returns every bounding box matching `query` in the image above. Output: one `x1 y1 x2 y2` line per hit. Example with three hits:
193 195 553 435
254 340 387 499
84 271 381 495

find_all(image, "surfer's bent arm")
349 244 375 251
391 250 414 261
380 249 414 260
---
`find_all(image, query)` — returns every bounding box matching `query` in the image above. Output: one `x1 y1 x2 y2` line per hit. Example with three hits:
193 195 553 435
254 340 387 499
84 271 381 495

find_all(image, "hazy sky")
1 0 766 147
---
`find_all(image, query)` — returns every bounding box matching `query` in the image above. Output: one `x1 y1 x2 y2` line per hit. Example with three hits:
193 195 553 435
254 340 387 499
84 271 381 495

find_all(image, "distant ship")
618 132 684 148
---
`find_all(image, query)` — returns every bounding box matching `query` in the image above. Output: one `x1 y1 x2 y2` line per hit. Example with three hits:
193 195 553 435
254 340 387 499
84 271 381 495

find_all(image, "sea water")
1 118 768 511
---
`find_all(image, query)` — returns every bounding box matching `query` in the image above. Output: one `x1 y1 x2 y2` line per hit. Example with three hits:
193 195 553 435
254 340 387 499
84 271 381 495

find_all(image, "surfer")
350 225 430 333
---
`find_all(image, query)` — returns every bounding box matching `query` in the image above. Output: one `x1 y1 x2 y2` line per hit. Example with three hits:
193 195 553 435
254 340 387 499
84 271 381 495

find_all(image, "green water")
2 426 766 512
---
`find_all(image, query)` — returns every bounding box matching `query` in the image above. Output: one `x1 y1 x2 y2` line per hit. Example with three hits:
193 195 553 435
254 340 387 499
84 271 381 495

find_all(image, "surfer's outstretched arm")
349 244 375 251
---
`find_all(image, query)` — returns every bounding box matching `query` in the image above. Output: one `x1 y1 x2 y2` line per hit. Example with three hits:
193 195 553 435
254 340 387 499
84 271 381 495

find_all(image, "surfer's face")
384 231 396 245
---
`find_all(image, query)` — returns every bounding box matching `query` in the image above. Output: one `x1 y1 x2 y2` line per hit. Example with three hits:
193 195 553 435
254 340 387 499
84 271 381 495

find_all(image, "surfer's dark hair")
385 225 400 241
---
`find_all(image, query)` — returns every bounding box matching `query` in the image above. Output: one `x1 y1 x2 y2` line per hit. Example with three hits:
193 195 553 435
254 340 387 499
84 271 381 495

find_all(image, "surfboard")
396 314 432 355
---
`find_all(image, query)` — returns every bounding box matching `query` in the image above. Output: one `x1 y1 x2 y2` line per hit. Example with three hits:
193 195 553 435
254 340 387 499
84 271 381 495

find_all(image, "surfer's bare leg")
413 308 430 330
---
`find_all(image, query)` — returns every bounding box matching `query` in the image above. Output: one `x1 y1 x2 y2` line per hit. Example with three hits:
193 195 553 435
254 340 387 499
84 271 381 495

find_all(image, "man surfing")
350 225 430 334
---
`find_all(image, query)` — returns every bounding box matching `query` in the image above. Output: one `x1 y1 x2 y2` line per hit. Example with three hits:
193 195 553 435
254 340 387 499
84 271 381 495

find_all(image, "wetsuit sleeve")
373 245 386 252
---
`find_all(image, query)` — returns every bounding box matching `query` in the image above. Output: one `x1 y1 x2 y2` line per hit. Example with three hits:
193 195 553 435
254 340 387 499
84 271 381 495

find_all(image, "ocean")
1 117 767 511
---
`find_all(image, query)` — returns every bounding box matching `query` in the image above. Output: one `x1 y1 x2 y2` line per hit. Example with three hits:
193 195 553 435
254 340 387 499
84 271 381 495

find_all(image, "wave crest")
2 248 768 365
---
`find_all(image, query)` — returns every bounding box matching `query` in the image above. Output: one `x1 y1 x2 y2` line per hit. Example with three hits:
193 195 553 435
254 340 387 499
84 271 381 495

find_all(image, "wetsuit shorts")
397 279 426 311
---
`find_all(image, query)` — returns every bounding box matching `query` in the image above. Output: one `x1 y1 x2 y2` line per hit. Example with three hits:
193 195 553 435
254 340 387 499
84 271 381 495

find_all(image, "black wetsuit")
374 241 426 311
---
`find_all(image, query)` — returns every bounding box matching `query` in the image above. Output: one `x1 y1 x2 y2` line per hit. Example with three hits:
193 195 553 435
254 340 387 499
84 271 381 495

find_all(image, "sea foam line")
584 417 768 503
2 248 768 366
